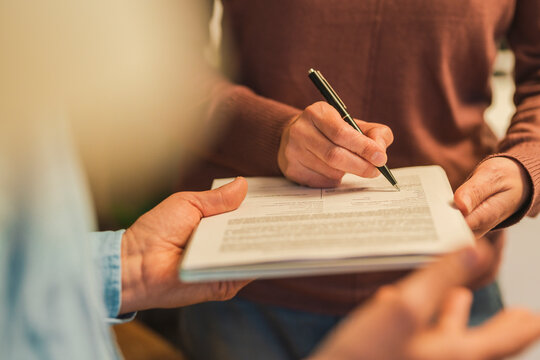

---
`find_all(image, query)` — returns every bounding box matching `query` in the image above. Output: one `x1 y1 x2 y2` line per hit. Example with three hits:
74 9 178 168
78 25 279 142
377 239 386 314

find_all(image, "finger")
454 167 511 237
463 195 510 238
311 143 380 179
281 122 349 181
186 177 248 217
395 243 493 326
208 279 254 301
301 149 347 181
355 119 394 149
299 123 380 178
306 102 388 167
454 166 503 216
469 309 540 360
169 279 254 308
437 287 473 331
287 160 343 188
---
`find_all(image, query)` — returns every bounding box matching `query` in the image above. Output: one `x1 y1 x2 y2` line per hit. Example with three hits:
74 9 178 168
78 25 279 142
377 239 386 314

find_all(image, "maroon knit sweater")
179 0 540 315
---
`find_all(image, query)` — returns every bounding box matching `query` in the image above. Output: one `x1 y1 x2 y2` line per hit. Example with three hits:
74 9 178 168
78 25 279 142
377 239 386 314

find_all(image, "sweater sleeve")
491 0 540 226
199 79 301 176
183 2 301 177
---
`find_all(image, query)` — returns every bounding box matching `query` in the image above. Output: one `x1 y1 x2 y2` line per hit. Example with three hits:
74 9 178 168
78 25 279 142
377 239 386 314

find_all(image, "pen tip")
394 184 400 192
308 68 315 74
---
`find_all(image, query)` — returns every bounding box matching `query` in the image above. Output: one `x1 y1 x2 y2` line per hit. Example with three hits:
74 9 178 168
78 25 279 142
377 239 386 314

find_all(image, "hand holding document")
180 166 474 282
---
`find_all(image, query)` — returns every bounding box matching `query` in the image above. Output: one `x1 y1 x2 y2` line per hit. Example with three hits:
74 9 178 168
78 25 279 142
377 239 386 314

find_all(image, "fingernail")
371 152 386 166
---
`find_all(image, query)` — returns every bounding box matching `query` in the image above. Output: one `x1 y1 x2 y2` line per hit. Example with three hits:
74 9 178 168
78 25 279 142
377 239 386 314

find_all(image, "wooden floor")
113 321 187 360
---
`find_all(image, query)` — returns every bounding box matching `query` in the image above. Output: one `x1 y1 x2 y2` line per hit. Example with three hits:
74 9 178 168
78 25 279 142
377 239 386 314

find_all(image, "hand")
454 157 531 239
278 101 394 187
118 177 251 314
310 240 540 360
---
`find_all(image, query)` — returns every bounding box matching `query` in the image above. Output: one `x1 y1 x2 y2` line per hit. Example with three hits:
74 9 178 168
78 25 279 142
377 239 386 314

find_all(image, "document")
180 166 474 282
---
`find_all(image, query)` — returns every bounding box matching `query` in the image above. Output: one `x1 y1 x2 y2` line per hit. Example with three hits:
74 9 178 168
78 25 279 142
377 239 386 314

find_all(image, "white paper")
180 166 474 281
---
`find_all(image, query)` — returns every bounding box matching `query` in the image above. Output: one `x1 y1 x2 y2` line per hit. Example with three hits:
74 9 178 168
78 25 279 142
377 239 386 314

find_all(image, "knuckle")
454 186 465 199
354 139 373 159
479 161 505 184
216 188 231 210
282 161 297 178
480 164 502 183
485 159 502 172
324 146 345 167
168 193 203 221
305 102 325 119
328 169 346 180
171 191 187 200
287 122 299 136
382 125 394 143
469 184 483 204
313 101 329 113
213 282 238 301
287 121 304 140
332 124 349 144
172 192 196 207
283 145 297 162
365 141 380 158
284 166 302 183
490 169 504 184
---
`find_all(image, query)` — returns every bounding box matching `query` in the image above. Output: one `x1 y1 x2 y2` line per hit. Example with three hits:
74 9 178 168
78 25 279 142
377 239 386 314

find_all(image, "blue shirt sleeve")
88 230 136 323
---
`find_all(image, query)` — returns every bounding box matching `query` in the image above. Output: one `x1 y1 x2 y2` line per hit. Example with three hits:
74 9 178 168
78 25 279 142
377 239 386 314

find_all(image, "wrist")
278 113 301 173
505 157 532 206
119 228 146 314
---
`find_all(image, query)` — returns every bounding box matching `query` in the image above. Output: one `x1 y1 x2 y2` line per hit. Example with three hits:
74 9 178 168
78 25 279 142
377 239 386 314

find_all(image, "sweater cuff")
482 144 540 228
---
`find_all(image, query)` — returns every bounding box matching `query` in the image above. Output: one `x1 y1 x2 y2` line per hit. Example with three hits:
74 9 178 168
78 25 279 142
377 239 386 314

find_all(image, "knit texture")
178 0 540 315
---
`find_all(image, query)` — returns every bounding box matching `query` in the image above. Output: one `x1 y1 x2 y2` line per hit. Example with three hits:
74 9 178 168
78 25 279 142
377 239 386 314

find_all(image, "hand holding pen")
277 69 397 189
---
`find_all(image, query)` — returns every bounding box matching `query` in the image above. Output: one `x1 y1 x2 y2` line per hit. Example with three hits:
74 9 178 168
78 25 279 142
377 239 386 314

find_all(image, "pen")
308 68 400 191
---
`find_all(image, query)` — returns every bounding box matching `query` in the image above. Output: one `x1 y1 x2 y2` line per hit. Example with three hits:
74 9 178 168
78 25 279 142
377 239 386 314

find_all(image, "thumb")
454 169 497 216
189 177 248 217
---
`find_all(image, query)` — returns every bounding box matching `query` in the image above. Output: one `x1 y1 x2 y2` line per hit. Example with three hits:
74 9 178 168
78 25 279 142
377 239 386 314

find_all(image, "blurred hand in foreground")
310 240 540 360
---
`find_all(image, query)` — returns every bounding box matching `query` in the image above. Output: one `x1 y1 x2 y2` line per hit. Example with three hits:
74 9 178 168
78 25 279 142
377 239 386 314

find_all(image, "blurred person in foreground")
2 1 540 360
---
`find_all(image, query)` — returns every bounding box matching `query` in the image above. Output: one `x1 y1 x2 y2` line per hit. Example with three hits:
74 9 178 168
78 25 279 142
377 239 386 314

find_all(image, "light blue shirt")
0 117 132 359
90 230 125 321
90 230 137 322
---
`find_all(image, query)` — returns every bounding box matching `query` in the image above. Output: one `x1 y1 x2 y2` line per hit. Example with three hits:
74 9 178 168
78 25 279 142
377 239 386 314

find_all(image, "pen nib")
393 184 401 192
